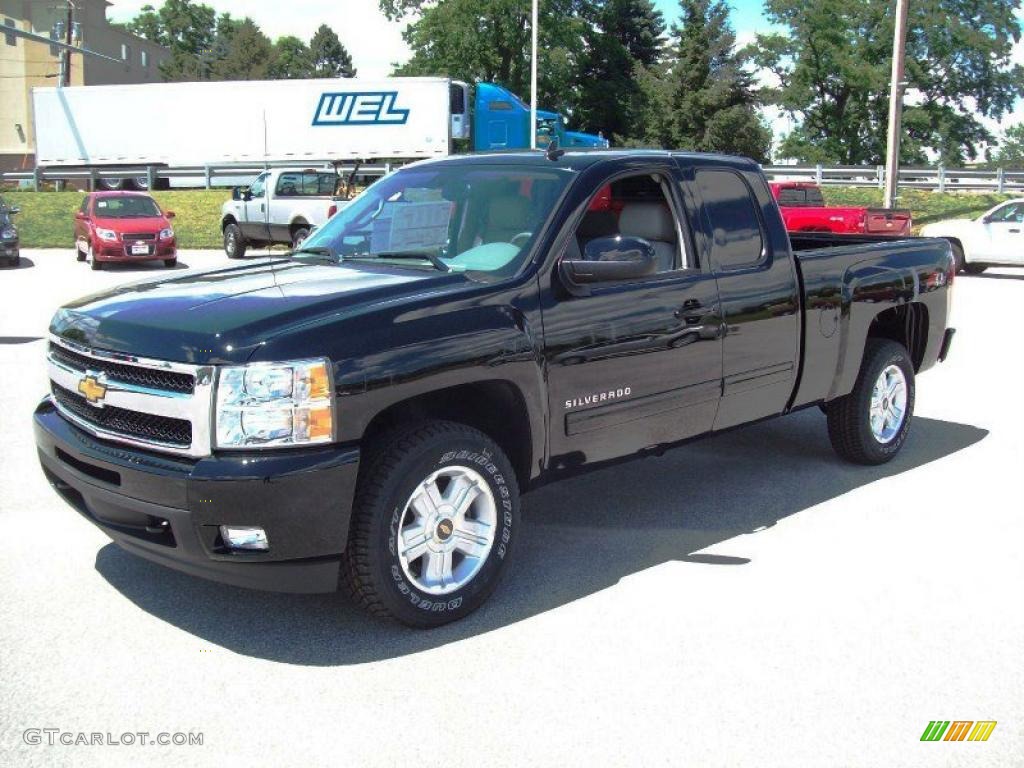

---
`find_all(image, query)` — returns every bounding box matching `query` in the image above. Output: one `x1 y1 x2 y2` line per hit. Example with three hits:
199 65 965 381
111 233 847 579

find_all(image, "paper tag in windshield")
382 201 452 254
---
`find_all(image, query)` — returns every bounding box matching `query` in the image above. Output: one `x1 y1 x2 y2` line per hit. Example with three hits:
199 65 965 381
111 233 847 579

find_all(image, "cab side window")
249 174 267 199
991 203 1023 223
572 173 690 273
697 169 765 270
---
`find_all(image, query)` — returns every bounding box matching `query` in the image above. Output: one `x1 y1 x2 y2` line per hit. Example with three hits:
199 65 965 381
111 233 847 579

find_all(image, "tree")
992 124 1024 168
271 36 314 79
751 0 1024 165
309 24 356 78
385 0 584 116
209 19 276 81
572 0 666 142
639 0 770 161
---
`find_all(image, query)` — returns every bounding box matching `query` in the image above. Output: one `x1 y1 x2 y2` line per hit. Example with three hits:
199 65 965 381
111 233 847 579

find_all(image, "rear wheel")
224 223 246 259
963 262 987 275
343 421 519 628
826 339 915 465
291 226 310 249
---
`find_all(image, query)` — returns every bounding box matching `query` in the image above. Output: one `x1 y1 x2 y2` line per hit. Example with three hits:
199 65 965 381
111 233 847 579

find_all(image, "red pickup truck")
769 182 912 236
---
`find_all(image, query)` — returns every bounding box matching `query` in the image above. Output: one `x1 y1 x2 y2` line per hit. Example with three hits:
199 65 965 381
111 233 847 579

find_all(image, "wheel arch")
360 380 534 491
867 302 929 372
221 214 238 231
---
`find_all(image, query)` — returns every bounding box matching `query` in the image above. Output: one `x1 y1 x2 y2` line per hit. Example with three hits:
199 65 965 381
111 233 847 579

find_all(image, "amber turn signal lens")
306 404 333 441
306 363 331 401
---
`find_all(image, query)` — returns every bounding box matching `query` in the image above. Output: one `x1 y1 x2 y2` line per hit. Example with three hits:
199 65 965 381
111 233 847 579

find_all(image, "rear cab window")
696 169 766 271
275 171 339 197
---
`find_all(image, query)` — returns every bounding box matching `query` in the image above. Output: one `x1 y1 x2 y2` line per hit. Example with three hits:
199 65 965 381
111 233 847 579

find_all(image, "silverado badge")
78 373 108 406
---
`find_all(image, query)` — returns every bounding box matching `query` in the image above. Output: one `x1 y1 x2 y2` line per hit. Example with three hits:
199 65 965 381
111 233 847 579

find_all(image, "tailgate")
864 208 912 235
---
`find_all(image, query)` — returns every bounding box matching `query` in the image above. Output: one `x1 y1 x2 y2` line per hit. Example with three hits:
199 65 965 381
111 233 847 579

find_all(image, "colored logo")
77 373 107 406
921 721 997 742
313 92 409 126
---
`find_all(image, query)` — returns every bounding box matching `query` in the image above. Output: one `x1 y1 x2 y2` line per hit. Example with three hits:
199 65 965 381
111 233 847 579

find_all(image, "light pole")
530 0 538 149
883 0 910 209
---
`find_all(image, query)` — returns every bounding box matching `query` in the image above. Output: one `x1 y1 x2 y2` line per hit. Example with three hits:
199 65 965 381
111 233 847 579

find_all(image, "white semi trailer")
31 77 470 189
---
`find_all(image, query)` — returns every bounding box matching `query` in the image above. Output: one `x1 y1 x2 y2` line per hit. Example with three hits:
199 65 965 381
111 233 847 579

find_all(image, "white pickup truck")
220 168 347 257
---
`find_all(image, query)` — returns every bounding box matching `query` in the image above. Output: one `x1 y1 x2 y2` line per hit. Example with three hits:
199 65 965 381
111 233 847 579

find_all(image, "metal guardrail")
0 160 396 191
2 159 1023 194
762 164 1024 194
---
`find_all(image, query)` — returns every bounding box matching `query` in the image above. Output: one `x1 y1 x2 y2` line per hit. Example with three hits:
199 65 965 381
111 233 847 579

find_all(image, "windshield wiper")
343 251 451 273
288 245 337 262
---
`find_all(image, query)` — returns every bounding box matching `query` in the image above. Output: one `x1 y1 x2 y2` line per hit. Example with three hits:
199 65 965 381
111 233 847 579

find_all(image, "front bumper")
96 239 176 261
34 399 360 593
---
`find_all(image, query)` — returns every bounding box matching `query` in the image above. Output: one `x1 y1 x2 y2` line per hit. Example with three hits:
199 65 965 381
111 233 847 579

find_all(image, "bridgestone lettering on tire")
826 338 915 465
342 421 519 628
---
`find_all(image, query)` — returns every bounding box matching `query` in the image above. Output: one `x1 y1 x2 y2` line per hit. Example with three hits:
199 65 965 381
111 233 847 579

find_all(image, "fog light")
219 525 269 551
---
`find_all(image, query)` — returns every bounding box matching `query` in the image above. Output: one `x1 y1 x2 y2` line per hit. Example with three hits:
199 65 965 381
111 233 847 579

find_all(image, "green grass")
3 190 229 249
2 186 1015 248
823 188 1013 231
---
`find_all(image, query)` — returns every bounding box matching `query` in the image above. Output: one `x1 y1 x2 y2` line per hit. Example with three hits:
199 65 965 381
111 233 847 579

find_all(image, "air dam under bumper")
34 399 360 593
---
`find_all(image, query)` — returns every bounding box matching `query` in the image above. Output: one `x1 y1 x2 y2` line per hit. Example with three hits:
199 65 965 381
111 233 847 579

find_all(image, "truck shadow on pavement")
94 410 986 665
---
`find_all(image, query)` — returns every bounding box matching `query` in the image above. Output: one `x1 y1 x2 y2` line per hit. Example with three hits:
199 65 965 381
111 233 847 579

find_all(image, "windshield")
299 163 574 276
93 195 162 218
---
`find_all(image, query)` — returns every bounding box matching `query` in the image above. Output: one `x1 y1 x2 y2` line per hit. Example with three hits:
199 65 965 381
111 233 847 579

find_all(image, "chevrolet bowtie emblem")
78 374 108 405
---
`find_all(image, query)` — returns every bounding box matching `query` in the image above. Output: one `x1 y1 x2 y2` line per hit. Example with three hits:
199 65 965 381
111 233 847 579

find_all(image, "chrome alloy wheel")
397 465 497 595
869 364 907 443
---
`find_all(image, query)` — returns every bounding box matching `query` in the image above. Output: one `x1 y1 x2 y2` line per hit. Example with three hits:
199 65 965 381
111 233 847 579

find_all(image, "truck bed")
788 232 954 409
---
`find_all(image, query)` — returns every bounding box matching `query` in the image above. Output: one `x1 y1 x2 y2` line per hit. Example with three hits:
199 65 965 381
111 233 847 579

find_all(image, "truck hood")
50 258 456 364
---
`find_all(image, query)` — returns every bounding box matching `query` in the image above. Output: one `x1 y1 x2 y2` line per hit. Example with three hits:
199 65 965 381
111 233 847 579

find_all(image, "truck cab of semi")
472 83 608 152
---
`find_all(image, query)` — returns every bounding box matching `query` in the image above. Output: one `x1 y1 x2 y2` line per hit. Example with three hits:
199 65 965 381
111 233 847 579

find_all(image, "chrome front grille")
47 336 214 457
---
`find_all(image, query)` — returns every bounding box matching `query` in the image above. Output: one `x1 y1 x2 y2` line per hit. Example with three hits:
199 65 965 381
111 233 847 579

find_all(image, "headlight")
96 228 118 242
159 227 174 240
215 359 334 448
1 227 15 239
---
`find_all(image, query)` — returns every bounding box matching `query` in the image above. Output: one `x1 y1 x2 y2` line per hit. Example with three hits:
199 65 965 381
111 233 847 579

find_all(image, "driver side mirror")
7 206 19 215
164 210 175 219
232 187 251 202
560 236 657 294
74 210 86 221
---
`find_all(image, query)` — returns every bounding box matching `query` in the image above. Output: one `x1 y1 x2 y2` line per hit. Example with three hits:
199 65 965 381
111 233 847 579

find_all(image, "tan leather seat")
482 196 531 243
618 203 677 271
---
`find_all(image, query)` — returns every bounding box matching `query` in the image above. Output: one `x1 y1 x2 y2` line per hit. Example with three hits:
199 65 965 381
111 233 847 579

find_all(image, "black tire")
343 421 519 628
826 339 915 465
224 223 246 259
949 241 965 274
164 258 177 268
76 244 86 262
964 262 987 275
291 226 310 249
90 256 102 271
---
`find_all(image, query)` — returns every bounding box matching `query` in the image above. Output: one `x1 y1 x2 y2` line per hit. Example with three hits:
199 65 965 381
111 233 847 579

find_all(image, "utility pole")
883 0 910 209
529 0 538 150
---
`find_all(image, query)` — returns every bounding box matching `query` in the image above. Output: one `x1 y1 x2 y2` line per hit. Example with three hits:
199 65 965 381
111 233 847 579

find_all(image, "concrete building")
0 0 170 172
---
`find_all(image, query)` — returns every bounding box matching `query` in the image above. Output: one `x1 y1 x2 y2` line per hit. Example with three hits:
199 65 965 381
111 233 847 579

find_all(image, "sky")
105 0 1022 145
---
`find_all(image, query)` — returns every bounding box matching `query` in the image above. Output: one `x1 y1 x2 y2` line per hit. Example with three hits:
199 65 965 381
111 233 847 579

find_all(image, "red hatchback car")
74 191 177 269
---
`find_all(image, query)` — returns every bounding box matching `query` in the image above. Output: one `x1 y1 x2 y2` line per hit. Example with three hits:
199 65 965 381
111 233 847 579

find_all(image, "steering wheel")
510 231 533 247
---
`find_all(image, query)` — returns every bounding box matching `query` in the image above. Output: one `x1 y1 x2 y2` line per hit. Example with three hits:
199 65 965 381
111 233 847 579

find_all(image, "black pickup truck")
35 150 955 627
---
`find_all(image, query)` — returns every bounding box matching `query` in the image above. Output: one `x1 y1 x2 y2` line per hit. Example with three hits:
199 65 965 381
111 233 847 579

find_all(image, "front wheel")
163 258 177 268
950 242 965 273
224 223 246 259
343 421 519 628
89 246 102 270
826 339 915 465
963 263 987 275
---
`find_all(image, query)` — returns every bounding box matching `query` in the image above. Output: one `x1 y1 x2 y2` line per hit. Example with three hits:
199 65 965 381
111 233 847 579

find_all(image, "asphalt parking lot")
1 249 1021 767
